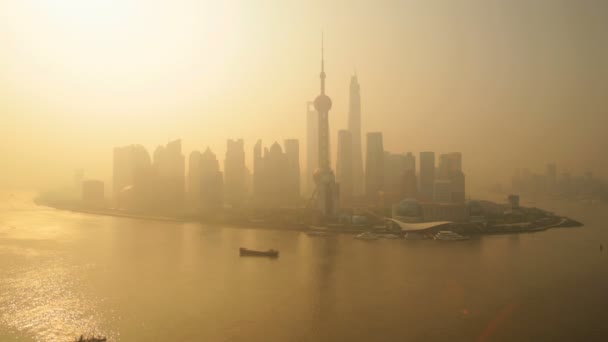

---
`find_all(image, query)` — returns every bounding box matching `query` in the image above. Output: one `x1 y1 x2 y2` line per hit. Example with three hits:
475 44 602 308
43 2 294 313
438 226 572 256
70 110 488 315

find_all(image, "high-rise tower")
306 102 318 195
312 34 339 218
365 132 384 200
336 130 353 203
419 151 436 201
348 74 364 196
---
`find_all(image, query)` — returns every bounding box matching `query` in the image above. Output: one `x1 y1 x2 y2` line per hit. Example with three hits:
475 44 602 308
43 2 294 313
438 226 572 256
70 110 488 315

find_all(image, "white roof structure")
387 218 452 232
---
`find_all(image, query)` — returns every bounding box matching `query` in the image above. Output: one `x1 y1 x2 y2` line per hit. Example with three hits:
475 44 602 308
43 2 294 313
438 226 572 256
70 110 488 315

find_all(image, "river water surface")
1 192 607 341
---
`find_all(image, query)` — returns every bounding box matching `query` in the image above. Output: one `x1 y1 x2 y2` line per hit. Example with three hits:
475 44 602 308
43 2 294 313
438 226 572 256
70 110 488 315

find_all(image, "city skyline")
2 0 607 190
2 2 607 342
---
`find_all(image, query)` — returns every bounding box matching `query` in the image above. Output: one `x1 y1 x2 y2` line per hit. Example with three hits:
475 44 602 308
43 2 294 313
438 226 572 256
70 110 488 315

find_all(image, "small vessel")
74 336 107 342
379 234 401 239
434 231 470 241
239 247 279 258
404 232 429 240
355 232 379 240
307 231 330 237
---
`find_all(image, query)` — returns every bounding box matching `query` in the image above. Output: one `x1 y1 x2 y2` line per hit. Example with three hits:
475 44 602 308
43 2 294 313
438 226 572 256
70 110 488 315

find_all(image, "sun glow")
3 0 242 117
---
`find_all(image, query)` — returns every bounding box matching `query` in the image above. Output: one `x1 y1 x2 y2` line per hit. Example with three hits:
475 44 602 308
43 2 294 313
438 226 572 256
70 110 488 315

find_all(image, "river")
1 192 607 341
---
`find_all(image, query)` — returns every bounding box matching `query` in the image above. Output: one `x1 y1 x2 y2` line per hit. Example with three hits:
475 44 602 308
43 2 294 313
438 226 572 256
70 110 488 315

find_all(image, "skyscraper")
336 130 353 203
433 179 452 202
200 148 223 212
383 152 406 194
438 152 465 202
365 132 384 200
265 142 289 208
419 152 435 201
284 139 301 206
224 139 246 208
252 140 295 208
404 152 416 173
152 139 185 211
113 144 153 210
401 169 417 199
253 140 264 204
348 74 364 196
438 152 461 179
312 35 339 217
306 102 318 196
187 150 203 207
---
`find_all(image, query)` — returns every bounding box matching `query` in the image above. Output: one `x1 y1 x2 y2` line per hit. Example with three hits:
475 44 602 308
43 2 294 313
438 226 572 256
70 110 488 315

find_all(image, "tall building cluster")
109 35 470 219
253 140 301 208
113 138 300 214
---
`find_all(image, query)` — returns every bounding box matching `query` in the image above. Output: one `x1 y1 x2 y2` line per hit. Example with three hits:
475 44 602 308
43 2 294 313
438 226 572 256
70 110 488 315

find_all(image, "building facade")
348 74 364 196
365 132 384 201
336 130 353 204
419 151 435 201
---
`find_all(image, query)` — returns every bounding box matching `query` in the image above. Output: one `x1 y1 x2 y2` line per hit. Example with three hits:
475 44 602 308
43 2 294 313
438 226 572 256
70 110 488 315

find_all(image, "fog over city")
1 0 607 191
3 2 608 342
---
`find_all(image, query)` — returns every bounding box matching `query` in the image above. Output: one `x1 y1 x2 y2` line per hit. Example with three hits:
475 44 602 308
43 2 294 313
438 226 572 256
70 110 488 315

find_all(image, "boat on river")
307 231 331 237
74 336 107 342
434 231 470 241
354 232 379 240
239 247 279 258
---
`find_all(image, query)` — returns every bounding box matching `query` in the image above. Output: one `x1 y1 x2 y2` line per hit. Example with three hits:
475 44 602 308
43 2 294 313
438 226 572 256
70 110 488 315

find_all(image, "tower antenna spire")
320 31 326 95
321 31 324 73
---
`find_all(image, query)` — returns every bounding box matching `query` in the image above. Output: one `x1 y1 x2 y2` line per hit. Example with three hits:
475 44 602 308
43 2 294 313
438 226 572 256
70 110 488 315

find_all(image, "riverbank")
35 197 582 237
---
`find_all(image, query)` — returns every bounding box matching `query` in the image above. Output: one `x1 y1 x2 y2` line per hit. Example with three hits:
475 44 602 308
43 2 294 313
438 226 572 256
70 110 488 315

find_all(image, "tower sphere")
314 94 332 112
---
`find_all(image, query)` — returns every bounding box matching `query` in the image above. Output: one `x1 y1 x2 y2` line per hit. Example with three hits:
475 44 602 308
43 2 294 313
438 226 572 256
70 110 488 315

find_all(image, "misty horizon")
1 0 607 190
2 2 608 342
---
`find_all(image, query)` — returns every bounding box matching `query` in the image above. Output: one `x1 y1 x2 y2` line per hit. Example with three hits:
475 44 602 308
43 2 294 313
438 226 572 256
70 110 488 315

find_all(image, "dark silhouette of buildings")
365 132 384 201
419 151 435 201
348 74 364 196
336 130 353 204
312 35 340 217
224 139 247 208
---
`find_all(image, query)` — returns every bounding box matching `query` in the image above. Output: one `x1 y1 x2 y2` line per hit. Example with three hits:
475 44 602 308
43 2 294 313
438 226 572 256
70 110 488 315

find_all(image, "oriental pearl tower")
312 34 340 218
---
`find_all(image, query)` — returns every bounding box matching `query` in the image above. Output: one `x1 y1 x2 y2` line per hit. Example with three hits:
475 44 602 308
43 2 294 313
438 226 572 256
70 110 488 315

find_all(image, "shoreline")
37 201 313 232
37 200 582 237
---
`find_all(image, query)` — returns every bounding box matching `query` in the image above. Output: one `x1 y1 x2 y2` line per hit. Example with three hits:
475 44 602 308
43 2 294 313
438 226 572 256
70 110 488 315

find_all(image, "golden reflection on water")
1 192 608 341
0 258 116 341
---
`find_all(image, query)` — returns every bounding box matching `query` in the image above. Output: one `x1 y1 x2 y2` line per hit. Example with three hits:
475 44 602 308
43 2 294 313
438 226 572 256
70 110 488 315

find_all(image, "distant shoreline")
36 198 583 239
36 200 313 232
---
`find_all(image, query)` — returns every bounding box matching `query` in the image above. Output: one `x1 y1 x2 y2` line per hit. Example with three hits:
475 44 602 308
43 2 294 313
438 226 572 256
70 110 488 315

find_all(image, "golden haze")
1 0 606 189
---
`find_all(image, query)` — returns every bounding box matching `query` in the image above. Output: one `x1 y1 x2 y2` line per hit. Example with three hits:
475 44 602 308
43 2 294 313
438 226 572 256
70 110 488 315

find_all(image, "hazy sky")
1 0 607 189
